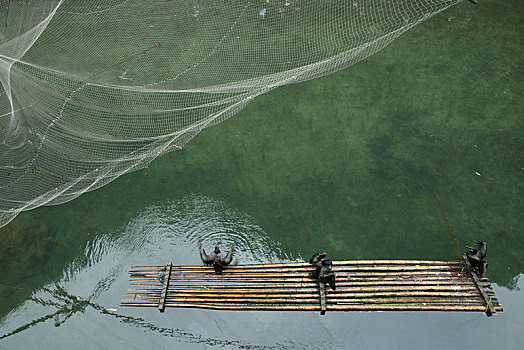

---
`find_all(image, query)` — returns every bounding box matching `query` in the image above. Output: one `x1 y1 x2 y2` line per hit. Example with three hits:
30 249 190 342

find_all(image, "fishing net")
0 0 461 227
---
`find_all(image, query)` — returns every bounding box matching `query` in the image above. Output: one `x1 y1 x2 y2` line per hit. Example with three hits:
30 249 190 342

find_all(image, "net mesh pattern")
0 0 461 227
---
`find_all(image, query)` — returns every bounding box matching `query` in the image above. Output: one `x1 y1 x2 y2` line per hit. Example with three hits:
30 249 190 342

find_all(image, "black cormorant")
466 241 487 275
308 252 336 291
199 242 235 274
317 259 336 291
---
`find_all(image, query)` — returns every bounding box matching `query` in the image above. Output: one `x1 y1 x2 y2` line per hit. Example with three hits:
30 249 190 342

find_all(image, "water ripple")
0 194 324 349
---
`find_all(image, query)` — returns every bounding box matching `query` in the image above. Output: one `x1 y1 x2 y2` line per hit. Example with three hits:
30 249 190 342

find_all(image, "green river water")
1 0 522 348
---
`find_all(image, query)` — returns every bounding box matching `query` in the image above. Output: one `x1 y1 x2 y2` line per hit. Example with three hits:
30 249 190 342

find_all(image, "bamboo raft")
120 256 502 316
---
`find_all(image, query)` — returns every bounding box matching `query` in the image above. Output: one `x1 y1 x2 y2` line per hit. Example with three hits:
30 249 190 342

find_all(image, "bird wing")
327 275 336 291
309 266 321 279
477 241 487 258
199 243 214 265
468 253 481 263
221 245 235 266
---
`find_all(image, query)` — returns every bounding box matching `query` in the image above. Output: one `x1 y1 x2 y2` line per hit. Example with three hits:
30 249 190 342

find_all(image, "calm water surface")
1 1 523 348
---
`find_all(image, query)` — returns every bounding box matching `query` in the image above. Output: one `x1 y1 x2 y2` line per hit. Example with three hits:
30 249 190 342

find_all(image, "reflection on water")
1 195 523 349
0 195 317 349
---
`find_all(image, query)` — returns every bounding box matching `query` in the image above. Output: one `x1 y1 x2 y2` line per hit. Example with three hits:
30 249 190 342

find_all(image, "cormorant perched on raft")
199 242 235 274
466 241 487 275
308 252 336 291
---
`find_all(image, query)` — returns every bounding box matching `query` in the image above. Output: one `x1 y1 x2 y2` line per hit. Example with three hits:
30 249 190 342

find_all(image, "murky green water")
1 0 523 348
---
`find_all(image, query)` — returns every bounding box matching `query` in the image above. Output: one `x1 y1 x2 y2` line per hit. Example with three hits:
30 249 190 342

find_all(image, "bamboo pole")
165 285 479 293
133 294 473 300
126 290 481 298
156 303 499 312
130 267 462 275
129 270 461 279
128 271 463 280
131 265 461 276
123 296 486 306
131 269 463 275
166 285 478 293
128 281 474 291
128 262 462 274
136 291 481 299
129 275 462 284
129 290 439 297
129 275 470 281
129 276 463 284
130 279 467 290
319 282 327 315
127 299 485 307
128 282 473 290
130 298 483 306
159 297 485 305
125 293 483 303
158 262 171 313
462 254 498 316
127 280 475 292
138 279 476 287
129 260 460 270
126 282 477 294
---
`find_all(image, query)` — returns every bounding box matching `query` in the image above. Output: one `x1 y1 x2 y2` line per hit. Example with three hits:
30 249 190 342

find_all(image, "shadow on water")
1 286 297 349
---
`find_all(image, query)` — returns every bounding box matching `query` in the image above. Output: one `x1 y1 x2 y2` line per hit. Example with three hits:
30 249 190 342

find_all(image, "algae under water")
1 0 523 349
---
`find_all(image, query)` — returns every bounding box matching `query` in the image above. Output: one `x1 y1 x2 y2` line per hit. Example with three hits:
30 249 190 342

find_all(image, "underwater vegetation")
0 214 57 272
0 214 58 317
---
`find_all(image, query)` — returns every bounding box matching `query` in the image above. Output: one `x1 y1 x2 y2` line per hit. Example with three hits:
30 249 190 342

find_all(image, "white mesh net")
0 0 461 228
